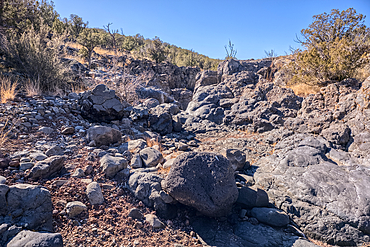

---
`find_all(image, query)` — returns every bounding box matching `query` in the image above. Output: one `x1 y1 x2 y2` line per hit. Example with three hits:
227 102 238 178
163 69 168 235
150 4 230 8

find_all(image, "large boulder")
7 230 63 247
86 125 122 147
27 155 65 180
0 184 53 232
79 84 130 122
163 152 238 217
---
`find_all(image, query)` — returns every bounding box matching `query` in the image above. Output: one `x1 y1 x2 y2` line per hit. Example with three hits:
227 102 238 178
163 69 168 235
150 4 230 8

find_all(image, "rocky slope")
0 56 370 247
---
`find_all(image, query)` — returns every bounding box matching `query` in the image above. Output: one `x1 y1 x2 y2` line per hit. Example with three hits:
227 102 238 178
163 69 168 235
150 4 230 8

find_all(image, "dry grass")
65 42 84 50
62 54 86 65
0 119 13 149
0 77 17 103
24 79 41 97
355 65 370 82
287 83 320 97
94 47 119 56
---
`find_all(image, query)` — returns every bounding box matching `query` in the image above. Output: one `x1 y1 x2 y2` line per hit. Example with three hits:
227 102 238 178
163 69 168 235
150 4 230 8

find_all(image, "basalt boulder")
79 84 130 122
163 152 238 217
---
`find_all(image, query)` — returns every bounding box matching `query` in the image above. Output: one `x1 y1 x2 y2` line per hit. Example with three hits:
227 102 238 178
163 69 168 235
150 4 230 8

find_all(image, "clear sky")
53 0 369 60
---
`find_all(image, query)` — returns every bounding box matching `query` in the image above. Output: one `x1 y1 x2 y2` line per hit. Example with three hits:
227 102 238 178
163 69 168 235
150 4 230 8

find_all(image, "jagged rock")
320 123 351 149
131 153 143 168
79 84 130 122
100 154 128 178
28 155 65 180
139 147 164 167
86 182 104 205
163 152 238 217
194 70 218 92
0 184 53 231
148 105 173 135
221 149 246 171
142 98 160 108
128 168 176 218
7 230 63 247
192 216 306 247
171 88 193 110
45 145 64 156
86 125 122 147
71 168 85 178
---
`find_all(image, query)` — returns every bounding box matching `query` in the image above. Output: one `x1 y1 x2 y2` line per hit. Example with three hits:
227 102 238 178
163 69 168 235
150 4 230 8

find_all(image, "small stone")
39 126 54 135
19 162 34 171
0 176 6 184
65 201 87 217
128 208 144 220
61 126 75 135
176 142 188 151
29 152 47 161
86 182 104 205
45 146 64 156
145 214 165 229
130 154 143 168
71 168 85 178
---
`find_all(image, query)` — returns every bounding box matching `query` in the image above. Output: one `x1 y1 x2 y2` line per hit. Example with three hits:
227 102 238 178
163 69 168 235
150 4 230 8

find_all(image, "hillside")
1 2 370 247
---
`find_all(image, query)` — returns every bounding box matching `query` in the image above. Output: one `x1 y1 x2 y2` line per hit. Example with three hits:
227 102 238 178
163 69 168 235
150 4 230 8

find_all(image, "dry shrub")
0 119 13 149
145 137 163 153
24 79 41 97
0 76 18 103
3 23 71 93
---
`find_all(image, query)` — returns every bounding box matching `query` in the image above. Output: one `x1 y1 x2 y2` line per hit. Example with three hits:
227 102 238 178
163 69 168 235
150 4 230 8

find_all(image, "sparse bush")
2 23 71 92
225 40 237 60
287 8 370 86
77 28 105 69
144 37 167 63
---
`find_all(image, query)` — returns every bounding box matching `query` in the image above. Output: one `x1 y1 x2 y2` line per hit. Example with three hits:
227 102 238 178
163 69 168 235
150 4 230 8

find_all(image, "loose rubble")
1 55 370 246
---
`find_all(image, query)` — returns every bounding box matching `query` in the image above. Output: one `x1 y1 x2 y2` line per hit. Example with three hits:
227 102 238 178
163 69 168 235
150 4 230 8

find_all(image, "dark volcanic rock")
28 155 65 180
79 84 130 122
0 184 53 232
7 230 63 247
86 125 122 147
163 152 238 217
254 134 370 246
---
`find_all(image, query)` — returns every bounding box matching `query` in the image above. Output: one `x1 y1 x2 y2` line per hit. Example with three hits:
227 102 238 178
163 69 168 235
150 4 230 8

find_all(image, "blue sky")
53 0 370 60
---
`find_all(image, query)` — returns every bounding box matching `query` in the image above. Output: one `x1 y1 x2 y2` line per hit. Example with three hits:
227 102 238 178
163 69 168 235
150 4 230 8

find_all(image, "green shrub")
287 8 370 86
2 23 71 92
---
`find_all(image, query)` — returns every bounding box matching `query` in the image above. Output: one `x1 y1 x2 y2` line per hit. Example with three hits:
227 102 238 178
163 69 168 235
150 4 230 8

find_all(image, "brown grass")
61 54 86 65
287 83 320 97
65 42 84 50
0 119 13 149
0 77 17 103
24 79 41 97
